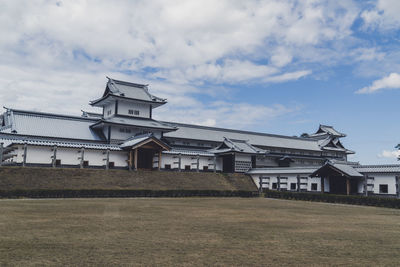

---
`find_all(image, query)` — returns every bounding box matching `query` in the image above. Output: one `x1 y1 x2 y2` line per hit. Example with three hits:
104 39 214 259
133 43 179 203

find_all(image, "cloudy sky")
1 0 399 164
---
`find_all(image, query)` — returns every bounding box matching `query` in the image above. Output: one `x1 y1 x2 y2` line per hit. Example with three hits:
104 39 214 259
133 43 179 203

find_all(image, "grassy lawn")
1 198 400 266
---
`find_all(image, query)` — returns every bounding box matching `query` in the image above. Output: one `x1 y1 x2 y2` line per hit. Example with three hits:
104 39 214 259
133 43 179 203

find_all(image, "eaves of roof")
90 93 167 106
91 118 177 131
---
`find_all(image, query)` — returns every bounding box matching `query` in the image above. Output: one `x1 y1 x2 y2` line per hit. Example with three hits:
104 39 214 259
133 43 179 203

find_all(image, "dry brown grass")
1 198 400 266
0 166 256 191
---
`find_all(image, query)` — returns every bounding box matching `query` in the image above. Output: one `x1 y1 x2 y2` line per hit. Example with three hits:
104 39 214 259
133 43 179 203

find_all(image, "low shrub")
264 190 400 209
0 189 259 199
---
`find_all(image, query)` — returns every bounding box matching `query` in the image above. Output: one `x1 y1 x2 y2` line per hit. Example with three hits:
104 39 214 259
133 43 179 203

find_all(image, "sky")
0 0 399 164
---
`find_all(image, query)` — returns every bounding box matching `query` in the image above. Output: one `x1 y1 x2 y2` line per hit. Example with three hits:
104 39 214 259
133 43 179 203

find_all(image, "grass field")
1 198 400 266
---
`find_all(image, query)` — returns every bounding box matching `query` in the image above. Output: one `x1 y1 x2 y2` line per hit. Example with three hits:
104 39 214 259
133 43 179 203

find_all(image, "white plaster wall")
110 126 140 140
104 102 115 119
235 154 251 162
109 151 128 167
83 149 105 166
117 100 150 118
369 174 397 195
307 177 321 192
160 154 222 171
323 177 330 193
26 145 52 164
110 125 162 141
54 147 81 165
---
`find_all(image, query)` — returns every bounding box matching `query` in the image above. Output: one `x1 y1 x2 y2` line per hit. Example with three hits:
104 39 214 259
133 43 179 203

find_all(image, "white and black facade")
1 78 399 197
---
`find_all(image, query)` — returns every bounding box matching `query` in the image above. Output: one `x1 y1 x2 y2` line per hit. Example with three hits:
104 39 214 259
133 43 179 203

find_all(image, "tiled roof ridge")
161 121 318 142
355 164 400 168
4 108 98 122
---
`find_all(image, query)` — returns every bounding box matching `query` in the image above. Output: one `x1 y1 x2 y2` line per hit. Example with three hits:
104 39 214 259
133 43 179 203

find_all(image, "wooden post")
196 154 200 172
232 153 235 173
321 176 325 194
51 145 57 168
134 148 138 171
213 156 217 173
128 150 133 171
22 143 27 167
396 176 400 199
277 175 281 191
158 151 161 170
105 149 110 170
364 174 368 196
0 142 3 167
346 178 350 195
178 153 181 172
79 147 85 169
296 175 300 192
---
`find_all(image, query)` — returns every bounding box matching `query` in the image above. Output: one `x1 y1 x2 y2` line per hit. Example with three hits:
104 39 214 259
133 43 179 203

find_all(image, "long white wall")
160 153 222 171
365 173 397 195
8 145 128 168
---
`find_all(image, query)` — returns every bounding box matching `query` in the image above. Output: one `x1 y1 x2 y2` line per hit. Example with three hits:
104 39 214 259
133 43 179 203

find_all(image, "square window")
203 166 208 171
185 165 191 170
290 183 296 190
108 162 114 168
272 183 278 190
83 160 89 167
55 159 61 166
128 109 134 115
164 164 171 170
134 110 139 115
311 183 318 191
379 184 388 194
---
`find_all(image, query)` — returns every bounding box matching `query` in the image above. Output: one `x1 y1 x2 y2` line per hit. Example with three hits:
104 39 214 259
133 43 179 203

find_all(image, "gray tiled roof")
163 149 215 157
98 117 176 131
355 165 400 173
163 122 323 151
329 162 363 177
210 137 267 154
0 109 103 141
0 136 120 150
310 125 346 138
91 78 166 106
119 134 153 149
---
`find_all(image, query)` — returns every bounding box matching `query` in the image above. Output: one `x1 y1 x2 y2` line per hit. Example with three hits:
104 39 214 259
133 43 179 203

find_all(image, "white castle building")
1 78 399 197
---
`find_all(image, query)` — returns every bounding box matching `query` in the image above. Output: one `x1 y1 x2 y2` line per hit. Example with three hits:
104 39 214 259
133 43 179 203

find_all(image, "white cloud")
356 73 400 94
361 0 400 30
0 0 361 85
378 149 400 159
154 101 295 130
0 0 384 131
265 70 312 83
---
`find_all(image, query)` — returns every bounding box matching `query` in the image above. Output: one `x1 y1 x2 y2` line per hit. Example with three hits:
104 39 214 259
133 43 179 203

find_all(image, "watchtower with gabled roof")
89 77 175 144
90 77 167 120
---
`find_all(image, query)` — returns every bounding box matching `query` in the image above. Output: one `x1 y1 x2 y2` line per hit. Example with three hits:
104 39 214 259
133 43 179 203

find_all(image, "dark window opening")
55 159 61 166
379 184 388 194
185 165 191 170
108 162 114 168
272 183 278 190
83 160 89 167
203 166 208 171
311 183 318 191
164 164 171 170
290 183 296 190
119 128 132 133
